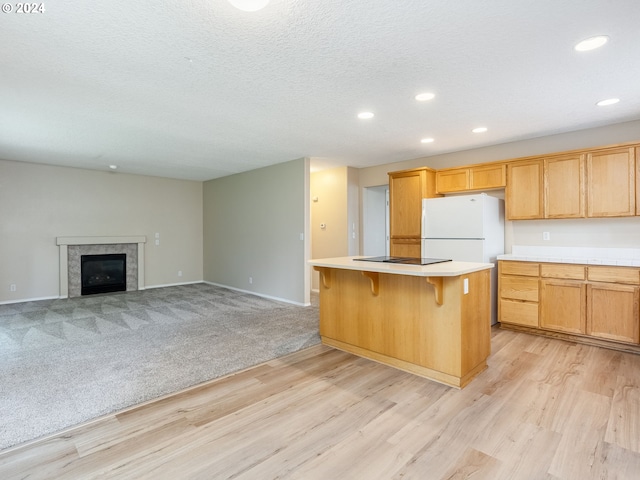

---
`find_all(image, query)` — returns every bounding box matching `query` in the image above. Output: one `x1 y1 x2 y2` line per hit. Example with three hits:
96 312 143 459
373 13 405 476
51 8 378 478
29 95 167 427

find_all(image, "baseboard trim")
144 281 203 290
0 295 60 305
203 281 310 307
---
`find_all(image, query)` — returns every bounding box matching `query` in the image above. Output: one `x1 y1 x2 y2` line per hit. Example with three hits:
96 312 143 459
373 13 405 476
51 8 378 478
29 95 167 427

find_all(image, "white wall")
358 120 640 253
202 158 310 305
0 159 204 303
310 166 360 290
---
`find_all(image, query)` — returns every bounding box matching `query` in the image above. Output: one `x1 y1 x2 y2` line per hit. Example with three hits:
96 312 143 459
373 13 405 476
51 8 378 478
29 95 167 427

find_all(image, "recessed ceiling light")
596 98 620 106
357 112 374 119
415 93 435 102
228 0 269 12
421 138 435 144
109 165 118 170
472 127 488 133
574 35 609 52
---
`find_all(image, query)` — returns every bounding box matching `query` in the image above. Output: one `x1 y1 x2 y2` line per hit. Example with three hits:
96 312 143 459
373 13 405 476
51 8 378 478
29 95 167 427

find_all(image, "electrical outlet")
249 276 253 284
178 271 183 277
10 284 16 292
543 232 550 241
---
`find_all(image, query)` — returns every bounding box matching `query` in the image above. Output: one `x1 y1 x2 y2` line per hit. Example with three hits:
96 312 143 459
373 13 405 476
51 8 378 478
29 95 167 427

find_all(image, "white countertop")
498 246 640 267
308 256 493 277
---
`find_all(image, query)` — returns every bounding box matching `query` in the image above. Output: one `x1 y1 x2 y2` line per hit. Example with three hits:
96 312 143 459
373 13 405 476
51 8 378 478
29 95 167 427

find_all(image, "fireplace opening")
81 254 127 296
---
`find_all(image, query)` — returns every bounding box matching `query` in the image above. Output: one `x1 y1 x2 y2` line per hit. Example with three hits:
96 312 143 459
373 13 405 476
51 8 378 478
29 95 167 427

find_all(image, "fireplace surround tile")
56 236 146 298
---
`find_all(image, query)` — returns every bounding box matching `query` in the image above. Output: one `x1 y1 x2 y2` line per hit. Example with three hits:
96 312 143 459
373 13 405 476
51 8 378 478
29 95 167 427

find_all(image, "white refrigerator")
421 193 504 324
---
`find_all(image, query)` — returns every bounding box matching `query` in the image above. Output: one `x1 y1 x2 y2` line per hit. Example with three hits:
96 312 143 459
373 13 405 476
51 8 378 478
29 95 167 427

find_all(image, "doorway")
362 185 389 256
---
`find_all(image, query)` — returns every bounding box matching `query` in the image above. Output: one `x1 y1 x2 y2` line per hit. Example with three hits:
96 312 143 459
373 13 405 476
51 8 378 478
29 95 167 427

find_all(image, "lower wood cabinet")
498 261 539 327
587 283 640 344
540 279 586 334
499 260 640 352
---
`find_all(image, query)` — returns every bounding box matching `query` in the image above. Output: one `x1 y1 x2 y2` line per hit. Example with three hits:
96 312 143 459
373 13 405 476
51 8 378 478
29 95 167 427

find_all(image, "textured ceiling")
1 0 639 181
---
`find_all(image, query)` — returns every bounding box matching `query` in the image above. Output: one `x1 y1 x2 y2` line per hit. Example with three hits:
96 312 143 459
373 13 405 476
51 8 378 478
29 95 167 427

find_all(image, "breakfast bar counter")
309 256 494 388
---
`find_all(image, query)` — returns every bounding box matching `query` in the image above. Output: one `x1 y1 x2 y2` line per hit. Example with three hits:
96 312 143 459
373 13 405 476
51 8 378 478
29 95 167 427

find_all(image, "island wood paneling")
317 267 490 388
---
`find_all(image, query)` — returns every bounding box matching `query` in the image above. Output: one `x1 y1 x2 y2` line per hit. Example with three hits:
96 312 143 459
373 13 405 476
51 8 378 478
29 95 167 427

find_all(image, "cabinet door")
540 279 586 334
470 164 506 190
587 147 636 217
436 169 469 193
389 170 424 238
506 160 543 220
390 239 421 258
587 283 640 344
544 154 585 218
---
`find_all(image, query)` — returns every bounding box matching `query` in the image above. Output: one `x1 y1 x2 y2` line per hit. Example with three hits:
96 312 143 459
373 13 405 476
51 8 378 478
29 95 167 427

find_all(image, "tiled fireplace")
56 236 146 298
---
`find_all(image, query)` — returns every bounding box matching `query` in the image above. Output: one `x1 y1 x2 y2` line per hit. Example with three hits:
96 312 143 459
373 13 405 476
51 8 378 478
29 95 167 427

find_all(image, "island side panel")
460 269 492 384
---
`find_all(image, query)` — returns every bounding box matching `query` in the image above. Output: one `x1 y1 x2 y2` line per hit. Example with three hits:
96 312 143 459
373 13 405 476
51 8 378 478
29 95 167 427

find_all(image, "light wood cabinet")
544 154 585 218
505 143 638 220
540 279 586 334
436 169 469 193
388 167 437 257
587 283 640 344
506 160 543 219
389 238 421 258
436 163 506 194
587 146 636 217
498 261 539 327
500 260 640 351
586 266 640 344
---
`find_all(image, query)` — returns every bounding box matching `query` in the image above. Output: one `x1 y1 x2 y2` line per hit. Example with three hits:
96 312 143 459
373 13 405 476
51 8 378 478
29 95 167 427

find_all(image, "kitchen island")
309 256 494 388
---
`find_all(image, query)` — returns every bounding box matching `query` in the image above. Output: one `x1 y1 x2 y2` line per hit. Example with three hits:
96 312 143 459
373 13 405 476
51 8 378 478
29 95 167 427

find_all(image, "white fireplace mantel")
56 236 146 298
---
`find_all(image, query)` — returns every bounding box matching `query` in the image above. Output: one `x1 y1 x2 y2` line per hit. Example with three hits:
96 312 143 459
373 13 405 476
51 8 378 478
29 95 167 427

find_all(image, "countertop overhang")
308 256 493 277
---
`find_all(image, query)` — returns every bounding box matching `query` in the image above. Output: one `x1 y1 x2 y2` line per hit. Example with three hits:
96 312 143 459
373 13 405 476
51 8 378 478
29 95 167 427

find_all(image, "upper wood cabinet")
506 160 543 219
544 153 585 218
506 144 637 220
436 169 468 193
436 163 506 193
587 146 636 217
388 167 437 256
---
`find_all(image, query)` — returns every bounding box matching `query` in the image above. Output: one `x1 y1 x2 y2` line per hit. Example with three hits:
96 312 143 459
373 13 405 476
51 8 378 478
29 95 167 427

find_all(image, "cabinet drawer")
500 261 539 277
500 276 539 301
588 266 640 285
500 299 539 327
541 264 586 280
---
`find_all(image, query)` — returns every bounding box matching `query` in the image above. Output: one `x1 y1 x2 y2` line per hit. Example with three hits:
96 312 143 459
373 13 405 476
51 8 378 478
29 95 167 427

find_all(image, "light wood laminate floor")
1 327 640 479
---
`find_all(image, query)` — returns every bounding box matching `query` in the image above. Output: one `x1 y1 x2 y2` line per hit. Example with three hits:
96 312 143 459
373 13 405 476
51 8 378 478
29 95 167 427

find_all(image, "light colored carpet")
0 283 320 451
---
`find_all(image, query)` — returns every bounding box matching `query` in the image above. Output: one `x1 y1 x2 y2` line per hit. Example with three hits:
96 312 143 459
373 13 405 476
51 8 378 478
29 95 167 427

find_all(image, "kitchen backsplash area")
499 245 640 266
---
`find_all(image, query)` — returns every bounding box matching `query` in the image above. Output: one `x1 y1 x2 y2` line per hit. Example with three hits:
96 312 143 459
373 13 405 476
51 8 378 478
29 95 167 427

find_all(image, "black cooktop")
353 256 452 266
